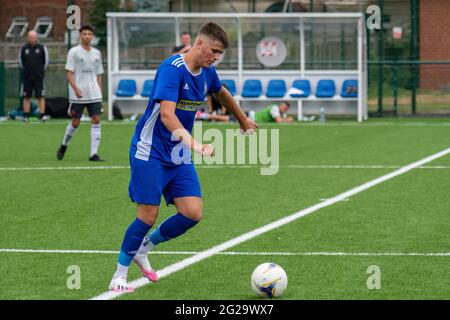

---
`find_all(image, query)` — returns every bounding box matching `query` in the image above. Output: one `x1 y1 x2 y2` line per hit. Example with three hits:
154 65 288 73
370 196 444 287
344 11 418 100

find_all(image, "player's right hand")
75 88 83 98
239 117 258 135
201 144 215 157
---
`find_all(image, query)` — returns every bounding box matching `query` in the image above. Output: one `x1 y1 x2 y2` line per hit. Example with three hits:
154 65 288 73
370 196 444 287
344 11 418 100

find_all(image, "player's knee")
137 205 159 226
191 211 202 222
91 115 101 125
139 215 157 226
184 205 203 222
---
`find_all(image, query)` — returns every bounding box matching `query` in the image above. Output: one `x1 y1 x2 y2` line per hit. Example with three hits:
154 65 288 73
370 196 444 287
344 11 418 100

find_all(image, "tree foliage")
90 0 122 46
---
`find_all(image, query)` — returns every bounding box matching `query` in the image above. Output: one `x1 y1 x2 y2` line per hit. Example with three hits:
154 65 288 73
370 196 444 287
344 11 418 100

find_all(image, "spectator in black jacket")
172 32 192 56
19 30 49 122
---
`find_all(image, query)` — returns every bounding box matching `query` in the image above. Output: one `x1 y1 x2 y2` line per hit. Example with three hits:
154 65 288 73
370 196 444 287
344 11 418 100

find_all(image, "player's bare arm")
66 70 82 98
159 100 214 156
97 74 102 89
274 116 293 123
213 86 258 133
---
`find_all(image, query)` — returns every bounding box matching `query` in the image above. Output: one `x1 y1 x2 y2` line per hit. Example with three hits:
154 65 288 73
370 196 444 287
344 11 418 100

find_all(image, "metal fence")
1 60 449 118
368 61 450 116
0 61 108 117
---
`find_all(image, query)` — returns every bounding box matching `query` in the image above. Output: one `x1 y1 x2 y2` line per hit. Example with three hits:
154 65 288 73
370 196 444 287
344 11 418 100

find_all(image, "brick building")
0 0 92 60
419 0 450 90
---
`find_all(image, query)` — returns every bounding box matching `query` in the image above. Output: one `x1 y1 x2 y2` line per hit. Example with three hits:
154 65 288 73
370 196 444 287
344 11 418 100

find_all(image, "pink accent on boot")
141 268 158 282
111 287 134 293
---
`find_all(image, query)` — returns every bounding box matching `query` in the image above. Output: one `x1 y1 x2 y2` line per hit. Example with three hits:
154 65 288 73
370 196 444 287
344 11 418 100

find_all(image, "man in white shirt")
57 24 105 161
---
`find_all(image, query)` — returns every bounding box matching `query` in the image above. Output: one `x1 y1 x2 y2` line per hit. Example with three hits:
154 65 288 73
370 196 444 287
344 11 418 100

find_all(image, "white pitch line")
0 166 130 171
1 165 450 171
2 248 450 257
89 146 450 300
2 121 450 127
0 249 119 254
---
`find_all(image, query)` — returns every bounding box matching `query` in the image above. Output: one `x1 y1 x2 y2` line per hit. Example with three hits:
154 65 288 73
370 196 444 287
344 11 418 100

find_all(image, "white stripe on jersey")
135 103 161 161
174 62 185 68
172 58 183 66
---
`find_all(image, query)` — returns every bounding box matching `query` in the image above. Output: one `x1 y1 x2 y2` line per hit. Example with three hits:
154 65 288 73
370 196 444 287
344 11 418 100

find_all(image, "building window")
34 17 53 38
6 17 29 38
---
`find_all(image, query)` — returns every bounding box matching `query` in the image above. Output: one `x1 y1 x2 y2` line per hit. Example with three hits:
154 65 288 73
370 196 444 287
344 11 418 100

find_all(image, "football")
250 262 288 298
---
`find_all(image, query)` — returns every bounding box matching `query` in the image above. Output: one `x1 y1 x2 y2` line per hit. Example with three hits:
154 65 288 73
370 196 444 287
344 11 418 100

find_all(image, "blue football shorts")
128 156 202 206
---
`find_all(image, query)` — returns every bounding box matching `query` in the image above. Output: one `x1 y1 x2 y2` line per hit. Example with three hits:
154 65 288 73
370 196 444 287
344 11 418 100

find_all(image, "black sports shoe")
57 145 67 160
89 154 105 162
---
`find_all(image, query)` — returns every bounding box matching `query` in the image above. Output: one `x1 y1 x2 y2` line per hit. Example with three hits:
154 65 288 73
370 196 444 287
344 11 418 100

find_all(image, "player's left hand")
239 117 258 135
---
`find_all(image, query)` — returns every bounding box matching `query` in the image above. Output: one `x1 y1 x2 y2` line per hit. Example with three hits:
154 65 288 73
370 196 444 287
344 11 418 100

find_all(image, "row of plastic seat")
116 79 154 97
115 78 358 99
228 79 358 98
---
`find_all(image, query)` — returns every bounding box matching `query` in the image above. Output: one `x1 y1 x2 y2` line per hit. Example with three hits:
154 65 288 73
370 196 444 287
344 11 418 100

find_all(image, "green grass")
0 118 450 300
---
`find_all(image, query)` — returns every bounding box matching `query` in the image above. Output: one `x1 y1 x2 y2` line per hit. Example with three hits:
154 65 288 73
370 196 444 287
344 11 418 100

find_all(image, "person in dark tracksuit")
19 30 49 122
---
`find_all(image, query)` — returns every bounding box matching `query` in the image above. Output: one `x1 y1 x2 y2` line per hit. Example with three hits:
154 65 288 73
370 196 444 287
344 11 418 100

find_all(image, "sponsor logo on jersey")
176 99 203 111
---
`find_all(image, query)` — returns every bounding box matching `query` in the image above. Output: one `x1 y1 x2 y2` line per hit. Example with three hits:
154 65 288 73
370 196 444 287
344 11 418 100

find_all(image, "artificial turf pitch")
1 118 449 300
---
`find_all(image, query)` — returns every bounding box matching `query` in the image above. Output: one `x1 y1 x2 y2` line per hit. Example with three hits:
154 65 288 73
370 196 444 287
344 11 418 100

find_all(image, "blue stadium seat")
341 79 358 98
115 79 137 97
221 79 236 96
315 80 336 98
289 79 311 97
141 79 154 97
266 79 287 98
241 79 262 98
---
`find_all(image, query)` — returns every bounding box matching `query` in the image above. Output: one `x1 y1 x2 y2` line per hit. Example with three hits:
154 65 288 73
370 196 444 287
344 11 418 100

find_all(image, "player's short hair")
79 24 94 33
282 101 290 108
198 22 229 49
180 32 190 37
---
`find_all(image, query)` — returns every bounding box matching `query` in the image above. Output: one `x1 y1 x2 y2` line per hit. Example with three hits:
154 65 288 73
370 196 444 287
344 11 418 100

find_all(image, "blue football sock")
118 218 152 267
148 213 198 246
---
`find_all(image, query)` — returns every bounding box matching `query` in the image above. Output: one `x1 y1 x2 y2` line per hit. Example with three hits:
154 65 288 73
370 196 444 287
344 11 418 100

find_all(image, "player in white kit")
57 24 105 162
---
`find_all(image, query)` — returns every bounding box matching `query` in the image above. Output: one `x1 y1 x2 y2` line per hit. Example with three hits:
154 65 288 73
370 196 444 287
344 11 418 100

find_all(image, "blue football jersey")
130 54 222 164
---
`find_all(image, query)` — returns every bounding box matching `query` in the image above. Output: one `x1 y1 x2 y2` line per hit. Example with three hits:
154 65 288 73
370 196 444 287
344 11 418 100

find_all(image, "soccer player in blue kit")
109 22 258 292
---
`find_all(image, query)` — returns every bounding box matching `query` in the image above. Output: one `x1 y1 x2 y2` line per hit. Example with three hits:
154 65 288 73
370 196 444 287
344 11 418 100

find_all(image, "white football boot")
108 276 134 292
133 253 158 282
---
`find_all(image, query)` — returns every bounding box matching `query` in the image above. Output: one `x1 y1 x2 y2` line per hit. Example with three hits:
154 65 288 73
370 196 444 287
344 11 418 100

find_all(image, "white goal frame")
106 12 367 121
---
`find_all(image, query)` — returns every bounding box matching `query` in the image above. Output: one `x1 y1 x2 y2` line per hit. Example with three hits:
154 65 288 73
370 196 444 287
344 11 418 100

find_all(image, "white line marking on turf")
0 166 130 171
1 165 450 171
3 248 450 257
0 249 119 254
2 121 450 127
89 146 450 300
319 198 350 202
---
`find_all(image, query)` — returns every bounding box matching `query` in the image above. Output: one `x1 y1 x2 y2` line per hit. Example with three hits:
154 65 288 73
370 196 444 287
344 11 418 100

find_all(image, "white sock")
62 123 78 146
113 263 129 279
137 237 156 255
90 124 101 157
